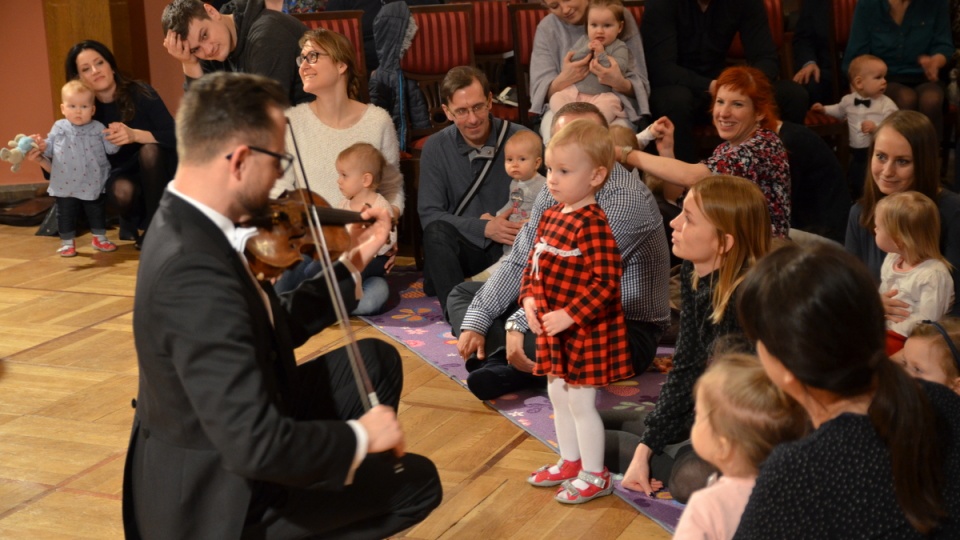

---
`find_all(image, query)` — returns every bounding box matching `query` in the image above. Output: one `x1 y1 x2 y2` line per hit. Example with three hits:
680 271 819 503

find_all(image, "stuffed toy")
0 134 40 173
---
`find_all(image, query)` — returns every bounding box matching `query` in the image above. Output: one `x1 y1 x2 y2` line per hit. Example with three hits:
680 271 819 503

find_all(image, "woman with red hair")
621 65 791 238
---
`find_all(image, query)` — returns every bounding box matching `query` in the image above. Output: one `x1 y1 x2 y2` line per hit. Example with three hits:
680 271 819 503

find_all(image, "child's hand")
522 297 542 335
811 103 824 112
588 39 604 53
540 309 574 336
28 134 46 154
861 120 877 134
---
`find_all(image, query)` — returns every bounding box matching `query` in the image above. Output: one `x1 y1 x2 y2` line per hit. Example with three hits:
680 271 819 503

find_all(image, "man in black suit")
122 72 441 539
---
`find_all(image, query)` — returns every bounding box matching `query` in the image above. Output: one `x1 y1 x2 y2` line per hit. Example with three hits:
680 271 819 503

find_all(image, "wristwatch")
505 320 522 333
619 145 634 165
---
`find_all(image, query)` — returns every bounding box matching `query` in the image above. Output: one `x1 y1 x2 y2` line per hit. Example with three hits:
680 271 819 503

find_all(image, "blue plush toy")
0 134 40 173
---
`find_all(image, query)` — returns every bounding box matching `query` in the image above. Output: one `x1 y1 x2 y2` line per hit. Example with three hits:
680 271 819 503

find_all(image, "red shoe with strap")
527 459 582 487
92 237 118 252
555 468 613 504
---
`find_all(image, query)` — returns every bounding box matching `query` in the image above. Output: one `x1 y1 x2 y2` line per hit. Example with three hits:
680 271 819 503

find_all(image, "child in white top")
673 354 807 540
471 131 546 281
812 55 898 199
32 80 120 257
875 191 954 356
336 142 397 314
892 318 960 395
548 0 633 126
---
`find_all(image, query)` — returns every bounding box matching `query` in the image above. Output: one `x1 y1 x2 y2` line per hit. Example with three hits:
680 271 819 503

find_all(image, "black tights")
108 144 174 231
886 80 944 137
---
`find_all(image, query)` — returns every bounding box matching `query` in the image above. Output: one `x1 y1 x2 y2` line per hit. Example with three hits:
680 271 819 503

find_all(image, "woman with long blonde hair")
613 175 772 501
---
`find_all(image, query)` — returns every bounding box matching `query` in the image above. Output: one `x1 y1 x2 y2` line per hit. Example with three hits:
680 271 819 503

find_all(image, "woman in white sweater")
273 28 404 219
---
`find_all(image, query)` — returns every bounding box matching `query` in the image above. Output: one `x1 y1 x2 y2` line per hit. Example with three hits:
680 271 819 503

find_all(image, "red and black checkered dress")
519 203 633 386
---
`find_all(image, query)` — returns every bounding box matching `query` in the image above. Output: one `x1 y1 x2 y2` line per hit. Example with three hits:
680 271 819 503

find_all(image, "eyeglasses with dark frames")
296 50 330 67
226 146 295 176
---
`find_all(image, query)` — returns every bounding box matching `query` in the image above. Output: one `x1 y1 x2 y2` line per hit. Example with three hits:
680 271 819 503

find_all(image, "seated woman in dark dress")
66 40 177 245
734 243 960 538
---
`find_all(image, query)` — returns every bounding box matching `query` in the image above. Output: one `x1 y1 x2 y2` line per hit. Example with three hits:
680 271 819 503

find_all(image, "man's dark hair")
162 0 210 38
440 66 490 106
176 72 290 164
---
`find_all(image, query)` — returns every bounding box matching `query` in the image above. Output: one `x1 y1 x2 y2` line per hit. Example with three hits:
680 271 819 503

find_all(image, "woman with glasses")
272 28 403 221
60 40 178 247
271 28 401 312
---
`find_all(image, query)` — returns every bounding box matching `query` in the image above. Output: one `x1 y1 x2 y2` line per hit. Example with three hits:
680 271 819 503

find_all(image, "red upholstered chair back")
295 11 368 102
834 0 858 49
509 3 550 126
727 0 783 60
401 4 476 147
623 0 644 28
471 0 515 55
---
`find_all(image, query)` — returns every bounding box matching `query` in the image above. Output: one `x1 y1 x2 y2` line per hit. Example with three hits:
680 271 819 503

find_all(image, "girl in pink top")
674 354 807 540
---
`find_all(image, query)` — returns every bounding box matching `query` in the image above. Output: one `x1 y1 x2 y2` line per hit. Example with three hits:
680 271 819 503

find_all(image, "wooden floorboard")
0 223 670 539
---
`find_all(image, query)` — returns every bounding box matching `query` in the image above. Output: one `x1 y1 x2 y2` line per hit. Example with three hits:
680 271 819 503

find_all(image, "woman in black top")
66 40 177 244
735 243 960 538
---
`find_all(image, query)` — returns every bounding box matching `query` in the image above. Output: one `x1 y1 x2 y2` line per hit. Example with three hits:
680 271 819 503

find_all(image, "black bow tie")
854 98 871 107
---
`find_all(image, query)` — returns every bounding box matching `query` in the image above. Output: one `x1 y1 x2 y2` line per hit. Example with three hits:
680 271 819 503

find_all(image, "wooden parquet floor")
0 223 669 539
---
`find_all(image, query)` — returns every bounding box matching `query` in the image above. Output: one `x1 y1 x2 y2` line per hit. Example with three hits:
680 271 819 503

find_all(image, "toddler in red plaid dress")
521 119 631 504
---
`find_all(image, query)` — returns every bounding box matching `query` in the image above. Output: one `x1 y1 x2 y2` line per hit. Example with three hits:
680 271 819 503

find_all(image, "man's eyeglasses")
448 102 490 120
226 146 295 176
296 51 329 66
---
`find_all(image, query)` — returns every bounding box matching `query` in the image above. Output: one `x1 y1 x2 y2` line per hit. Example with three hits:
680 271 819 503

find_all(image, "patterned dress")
519 204 633 386
702 128 791 238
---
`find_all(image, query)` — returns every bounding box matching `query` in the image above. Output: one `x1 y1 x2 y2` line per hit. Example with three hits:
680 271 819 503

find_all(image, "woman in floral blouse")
620 65 791 238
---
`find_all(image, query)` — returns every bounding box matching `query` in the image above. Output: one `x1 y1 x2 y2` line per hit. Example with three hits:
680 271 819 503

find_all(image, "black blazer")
122 192 360 539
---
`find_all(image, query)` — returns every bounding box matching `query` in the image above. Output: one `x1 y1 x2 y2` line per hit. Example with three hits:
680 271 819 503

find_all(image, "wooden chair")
470 0 519 122
509 3 550 127
294 11 369 102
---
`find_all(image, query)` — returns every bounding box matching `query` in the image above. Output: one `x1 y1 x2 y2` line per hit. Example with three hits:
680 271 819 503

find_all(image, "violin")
242 188 372 282
243 119 404 473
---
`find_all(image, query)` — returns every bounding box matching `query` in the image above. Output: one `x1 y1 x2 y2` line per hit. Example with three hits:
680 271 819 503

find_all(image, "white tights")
548 376 604 489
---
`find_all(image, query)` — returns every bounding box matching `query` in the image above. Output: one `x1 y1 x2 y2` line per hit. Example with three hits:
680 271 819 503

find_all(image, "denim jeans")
274 256 390 315
56 195 107 241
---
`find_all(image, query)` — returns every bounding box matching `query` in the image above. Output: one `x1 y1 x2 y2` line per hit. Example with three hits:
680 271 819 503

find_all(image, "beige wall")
0 0 183 187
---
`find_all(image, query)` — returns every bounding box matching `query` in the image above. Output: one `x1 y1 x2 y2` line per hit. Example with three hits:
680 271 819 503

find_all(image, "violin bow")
286 119 404 473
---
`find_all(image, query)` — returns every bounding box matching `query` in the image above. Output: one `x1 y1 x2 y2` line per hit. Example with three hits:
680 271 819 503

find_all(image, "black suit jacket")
122 191 360 539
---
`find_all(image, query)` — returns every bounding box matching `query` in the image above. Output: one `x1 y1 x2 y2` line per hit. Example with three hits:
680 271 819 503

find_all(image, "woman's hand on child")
105 123 135 145
861 120 877 134
559 51 591 87
881 289 911 323
540 309 574 336
621 443 663 496
590 56 627 91
811 103 824 113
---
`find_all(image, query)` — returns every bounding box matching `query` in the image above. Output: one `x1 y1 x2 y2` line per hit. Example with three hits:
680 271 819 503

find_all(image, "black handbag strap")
453 119 512 217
